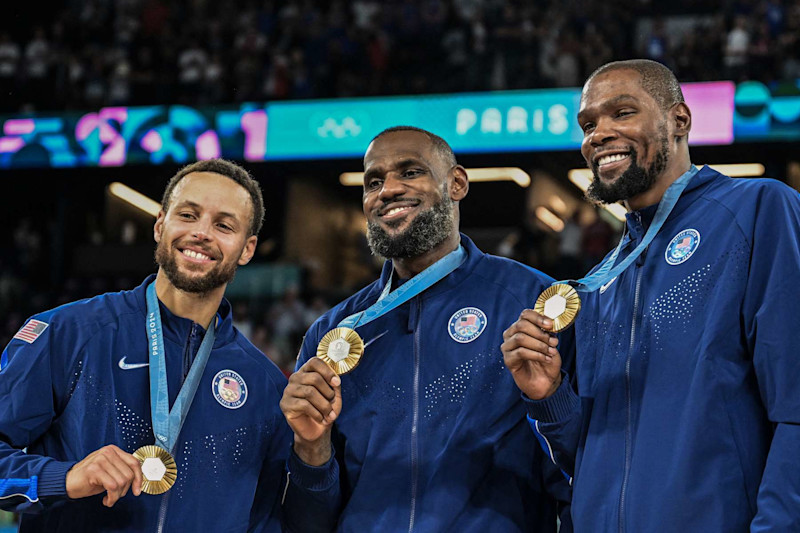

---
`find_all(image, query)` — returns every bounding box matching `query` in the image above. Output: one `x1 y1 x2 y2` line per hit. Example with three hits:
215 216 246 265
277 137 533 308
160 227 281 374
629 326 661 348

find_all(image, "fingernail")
543 319 553 328
331 376 341 387
548 347 557 355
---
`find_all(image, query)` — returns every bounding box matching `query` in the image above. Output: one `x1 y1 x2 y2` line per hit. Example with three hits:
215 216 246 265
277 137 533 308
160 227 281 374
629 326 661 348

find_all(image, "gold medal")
534 284 581 332
316 327 364 374
133 445 178 495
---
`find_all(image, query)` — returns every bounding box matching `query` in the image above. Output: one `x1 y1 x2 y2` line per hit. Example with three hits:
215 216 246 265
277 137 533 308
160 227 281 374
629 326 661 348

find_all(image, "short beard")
587 134 669 205
366 195 456 260
155 240 237 294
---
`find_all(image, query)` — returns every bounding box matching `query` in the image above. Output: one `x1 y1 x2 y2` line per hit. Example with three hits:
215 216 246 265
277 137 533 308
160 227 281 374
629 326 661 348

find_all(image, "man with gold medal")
502 60 800 531
280 127 574 532
0 160 308 532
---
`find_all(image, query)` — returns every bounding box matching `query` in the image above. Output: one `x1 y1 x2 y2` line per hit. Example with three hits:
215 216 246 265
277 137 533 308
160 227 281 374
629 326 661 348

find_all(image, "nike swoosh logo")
118 357 149 370
600 276 618 294
363 331 388 348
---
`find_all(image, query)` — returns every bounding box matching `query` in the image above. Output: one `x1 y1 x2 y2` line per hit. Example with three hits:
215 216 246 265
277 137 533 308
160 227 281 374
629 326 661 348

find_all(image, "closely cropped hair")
585 59 685 111
161 159 265 236
371 126 457 167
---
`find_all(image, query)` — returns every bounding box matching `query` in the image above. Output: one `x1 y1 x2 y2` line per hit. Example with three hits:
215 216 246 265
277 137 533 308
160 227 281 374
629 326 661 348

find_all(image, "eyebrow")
363 158 427 181
175 200 241 222
578 94 640 122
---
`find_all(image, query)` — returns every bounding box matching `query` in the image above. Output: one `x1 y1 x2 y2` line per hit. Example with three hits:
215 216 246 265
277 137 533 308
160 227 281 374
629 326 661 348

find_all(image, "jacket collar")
134 274 236 346
624 164 722 242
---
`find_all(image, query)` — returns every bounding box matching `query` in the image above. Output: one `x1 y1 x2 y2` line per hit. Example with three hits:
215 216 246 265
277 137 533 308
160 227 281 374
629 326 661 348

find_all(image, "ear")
671 102 691 141
238 235 258 266
153 210 166 243
449 165 469 201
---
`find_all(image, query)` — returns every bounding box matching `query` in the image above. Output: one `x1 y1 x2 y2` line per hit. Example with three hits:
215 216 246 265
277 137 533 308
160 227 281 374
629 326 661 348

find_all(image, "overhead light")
339 167 531 187
549 195 568 215
109 182 160 217
700 163 764 177
535 206 564 232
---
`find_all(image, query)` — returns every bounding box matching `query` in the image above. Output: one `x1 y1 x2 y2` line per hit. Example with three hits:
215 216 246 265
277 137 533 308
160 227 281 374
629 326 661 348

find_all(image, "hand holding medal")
505 166 700 399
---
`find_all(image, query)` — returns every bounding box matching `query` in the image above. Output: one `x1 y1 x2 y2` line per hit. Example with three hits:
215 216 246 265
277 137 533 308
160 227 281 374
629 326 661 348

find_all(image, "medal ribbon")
338 245 466 329
146 282 216 453
561 165 699 292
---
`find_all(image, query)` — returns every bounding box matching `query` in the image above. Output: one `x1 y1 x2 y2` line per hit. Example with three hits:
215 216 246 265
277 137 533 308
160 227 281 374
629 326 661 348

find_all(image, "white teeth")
386 207 409 216
598 153 629 166
183 249 210 260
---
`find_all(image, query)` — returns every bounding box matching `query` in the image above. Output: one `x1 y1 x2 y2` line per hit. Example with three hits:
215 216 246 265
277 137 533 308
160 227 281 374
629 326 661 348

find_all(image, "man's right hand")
65 445 143 507
280 357 342 466
502 309 563 400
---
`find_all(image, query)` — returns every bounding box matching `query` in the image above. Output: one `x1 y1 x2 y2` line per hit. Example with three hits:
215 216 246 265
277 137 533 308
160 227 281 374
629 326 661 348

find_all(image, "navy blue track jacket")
527 167 800 531
283 235 574 532
0 275 292 532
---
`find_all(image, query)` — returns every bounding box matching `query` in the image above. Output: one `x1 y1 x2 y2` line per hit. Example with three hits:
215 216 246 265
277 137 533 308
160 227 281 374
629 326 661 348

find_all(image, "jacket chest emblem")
665 229 701 265
448 307 488 343
212 369 248 409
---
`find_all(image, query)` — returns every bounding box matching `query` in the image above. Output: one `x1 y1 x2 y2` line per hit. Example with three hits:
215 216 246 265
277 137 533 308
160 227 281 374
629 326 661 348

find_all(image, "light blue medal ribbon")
338 244 467 330
145 282 216 453
564 165 699 292
535 165 699 332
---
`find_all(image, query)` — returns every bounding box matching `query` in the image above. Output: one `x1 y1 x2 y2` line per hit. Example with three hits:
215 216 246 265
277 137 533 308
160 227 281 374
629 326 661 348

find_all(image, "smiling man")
502 59 800 531
280 126 573 532
0 159 298 532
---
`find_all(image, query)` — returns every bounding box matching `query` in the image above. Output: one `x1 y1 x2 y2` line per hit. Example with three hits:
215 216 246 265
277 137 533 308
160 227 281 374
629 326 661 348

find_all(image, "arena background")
1 0 800 529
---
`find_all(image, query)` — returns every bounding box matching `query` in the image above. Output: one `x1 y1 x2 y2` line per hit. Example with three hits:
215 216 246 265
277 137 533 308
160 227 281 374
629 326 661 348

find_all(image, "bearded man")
502 59 800 531
280 127 573 532
0 159 306 532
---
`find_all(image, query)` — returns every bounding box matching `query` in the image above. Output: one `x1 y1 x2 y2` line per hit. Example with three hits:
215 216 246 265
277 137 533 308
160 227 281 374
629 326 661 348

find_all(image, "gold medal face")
534 284 581 332
133 445 178 495
316 327 364 374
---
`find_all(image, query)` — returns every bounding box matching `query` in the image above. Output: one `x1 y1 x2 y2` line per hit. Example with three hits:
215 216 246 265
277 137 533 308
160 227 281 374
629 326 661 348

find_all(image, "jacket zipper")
408 298 421 533
156 491 170 533
619 231 646 533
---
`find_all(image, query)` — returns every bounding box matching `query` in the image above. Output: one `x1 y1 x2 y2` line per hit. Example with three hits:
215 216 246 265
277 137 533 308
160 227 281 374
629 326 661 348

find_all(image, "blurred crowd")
1 0 799 112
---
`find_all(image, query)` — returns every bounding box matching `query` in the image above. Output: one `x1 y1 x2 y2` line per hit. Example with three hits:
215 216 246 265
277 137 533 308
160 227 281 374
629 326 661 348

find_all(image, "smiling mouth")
596 152 631 167
179 247 215 262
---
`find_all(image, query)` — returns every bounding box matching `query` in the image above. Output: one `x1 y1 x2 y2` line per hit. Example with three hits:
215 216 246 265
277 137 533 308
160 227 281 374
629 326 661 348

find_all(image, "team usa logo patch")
212 369 248 409
665 229 701 265
448 307 488 343
13 319 48 344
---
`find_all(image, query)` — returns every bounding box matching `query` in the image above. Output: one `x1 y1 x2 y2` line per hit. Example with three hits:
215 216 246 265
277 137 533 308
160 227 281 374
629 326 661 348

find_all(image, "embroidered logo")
665 229 701 265
13 319 48 344
600 276 618 294
212 369 248 409
118 357 149 370
448 307 488 343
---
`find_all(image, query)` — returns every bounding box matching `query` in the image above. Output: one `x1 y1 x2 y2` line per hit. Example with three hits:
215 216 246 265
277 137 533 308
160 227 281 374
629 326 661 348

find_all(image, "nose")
589 117 617 147
377 173 405 202
192 216 213 241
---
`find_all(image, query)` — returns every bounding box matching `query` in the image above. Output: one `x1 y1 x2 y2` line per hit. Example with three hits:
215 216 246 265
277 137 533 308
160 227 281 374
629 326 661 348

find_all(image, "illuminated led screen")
2 79 794 170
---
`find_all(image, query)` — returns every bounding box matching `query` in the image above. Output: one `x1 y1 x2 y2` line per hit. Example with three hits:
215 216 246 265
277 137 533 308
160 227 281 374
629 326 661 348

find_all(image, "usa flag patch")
13 319 49 344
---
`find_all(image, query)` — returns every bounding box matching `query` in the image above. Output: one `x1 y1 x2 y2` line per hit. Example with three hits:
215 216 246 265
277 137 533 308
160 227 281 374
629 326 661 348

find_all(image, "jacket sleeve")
0 316 76 513
280 321 342 532
743 185 800 531
521 322 582 482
